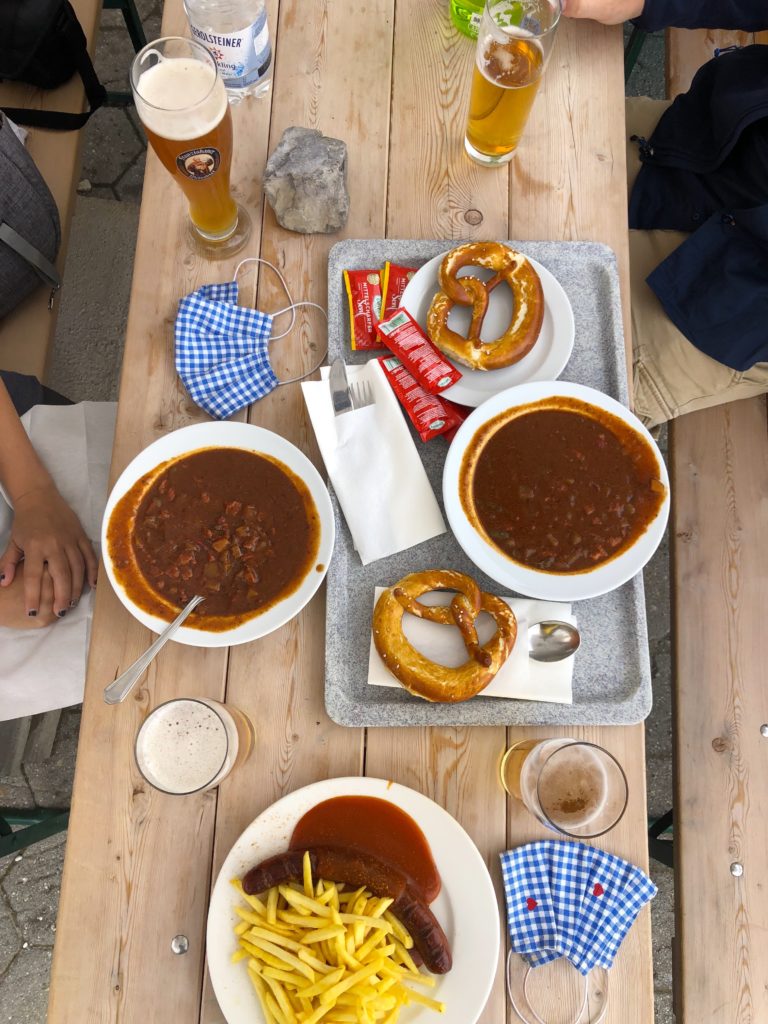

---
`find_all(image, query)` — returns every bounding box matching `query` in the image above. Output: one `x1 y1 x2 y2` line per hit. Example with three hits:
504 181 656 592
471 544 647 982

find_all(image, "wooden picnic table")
47 2 654 1022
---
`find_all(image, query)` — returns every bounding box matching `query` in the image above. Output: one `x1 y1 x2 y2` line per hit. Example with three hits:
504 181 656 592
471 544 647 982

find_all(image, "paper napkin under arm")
302 361 446 565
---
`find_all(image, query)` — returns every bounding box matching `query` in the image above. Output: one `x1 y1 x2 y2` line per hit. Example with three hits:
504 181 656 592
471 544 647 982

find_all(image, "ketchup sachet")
376 307 461 394
380 262 417 321
379 356 468 442
344 269 384 351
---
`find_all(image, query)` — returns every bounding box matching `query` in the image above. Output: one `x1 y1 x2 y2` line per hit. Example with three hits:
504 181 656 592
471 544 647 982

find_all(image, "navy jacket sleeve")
633 0 768 32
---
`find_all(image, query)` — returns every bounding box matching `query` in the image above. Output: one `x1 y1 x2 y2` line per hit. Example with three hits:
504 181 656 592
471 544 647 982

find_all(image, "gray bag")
0 114 61 319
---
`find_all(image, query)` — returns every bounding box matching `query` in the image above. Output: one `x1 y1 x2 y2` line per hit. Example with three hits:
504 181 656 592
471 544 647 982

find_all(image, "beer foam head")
135 698 228 794
134 56 228 141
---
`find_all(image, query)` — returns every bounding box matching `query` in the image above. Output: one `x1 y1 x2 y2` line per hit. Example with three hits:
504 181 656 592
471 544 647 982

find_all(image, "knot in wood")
711 736 729 753
464 208 483 226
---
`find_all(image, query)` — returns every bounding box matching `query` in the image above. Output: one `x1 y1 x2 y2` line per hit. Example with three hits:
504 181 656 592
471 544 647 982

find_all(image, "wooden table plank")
200 1 395 1017
671 397 768 1024
47 0 276 1019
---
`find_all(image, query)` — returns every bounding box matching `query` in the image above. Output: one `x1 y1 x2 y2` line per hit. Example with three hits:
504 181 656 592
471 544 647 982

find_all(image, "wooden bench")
665 26 768 1024
0 0 101 777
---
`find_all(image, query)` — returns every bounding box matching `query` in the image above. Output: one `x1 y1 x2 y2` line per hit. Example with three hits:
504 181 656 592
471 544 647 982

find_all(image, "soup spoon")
103 595 205 705
528 620 580 663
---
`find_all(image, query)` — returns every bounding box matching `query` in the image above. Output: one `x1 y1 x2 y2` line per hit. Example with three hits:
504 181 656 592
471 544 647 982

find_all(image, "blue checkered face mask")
175 258 327 420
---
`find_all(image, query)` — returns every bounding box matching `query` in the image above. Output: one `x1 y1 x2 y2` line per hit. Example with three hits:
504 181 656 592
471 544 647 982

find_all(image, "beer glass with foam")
131 37 251 257
135 697 254 795
500 738 628 838
464 0 561 165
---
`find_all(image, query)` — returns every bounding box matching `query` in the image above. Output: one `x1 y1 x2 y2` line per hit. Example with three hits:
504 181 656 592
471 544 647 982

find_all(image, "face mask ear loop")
233 256 297 339
274 301 329 386
506 950 590 1024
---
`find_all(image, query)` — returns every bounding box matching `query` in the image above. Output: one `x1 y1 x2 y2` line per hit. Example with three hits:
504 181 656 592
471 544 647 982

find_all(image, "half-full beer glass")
500 738 628 838
465 0 561 165
131 37 251 256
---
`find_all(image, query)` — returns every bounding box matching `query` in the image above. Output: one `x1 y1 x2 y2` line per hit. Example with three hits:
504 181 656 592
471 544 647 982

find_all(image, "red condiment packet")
376 307 461 394
378 356 467 442
343 269 384 351
380 262 417 320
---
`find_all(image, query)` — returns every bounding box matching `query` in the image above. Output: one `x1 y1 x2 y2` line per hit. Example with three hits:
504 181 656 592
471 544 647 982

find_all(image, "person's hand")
0 563 57 629
0 484 98 618
562 0 644 24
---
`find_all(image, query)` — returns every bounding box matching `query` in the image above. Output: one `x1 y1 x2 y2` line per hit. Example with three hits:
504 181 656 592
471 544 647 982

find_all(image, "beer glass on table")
465 0 561 165
500 738 628 838
131 37 251 257
135 697 254 795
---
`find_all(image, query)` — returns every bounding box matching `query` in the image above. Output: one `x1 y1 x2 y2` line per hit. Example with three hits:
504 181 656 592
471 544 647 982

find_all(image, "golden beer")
132 38 251 255
466 36 544 160
464 0 560 166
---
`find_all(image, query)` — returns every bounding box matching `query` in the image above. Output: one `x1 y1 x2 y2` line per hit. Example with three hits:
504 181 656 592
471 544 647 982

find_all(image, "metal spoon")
103 595 205 705
528 620 580 663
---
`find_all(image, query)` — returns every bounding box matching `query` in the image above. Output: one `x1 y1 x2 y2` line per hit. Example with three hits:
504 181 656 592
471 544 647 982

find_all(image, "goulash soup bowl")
101 422 334 647
442 381 670 601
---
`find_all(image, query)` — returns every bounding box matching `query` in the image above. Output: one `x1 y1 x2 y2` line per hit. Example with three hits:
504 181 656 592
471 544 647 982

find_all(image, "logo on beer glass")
177 147 221 179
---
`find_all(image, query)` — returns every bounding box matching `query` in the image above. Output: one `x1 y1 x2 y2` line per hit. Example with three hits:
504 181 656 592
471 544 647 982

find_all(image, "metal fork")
350 379 375 410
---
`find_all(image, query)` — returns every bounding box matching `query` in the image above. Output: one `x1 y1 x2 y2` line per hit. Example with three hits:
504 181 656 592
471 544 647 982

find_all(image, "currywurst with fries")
232 849 449 1024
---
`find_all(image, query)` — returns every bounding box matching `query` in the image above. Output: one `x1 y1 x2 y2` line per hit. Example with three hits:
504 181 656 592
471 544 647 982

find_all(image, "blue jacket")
634 0 768 32
629 45 768 371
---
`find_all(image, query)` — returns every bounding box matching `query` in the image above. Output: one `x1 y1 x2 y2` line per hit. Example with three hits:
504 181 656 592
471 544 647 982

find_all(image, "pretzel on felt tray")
372 569 517 703
426 241 544 371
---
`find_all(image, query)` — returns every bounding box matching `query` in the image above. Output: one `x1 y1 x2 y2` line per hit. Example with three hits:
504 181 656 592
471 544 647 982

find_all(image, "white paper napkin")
0 402 117 721
367 588 576 703
302 361 446 565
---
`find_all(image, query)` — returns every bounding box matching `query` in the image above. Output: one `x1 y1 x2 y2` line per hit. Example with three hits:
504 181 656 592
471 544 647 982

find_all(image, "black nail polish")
69 600 77 609
0 573 5 581
57 610 67 618
28 610 37 617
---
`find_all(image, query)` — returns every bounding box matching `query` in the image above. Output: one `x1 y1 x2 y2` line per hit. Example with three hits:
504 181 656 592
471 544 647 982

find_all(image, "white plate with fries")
207 776 500 1024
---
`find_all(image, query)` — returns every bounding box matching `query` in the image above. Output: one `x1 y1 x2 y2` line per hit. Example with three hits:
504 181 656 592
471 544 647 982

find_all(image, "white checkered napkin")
175 281 277 419
500 845 561 958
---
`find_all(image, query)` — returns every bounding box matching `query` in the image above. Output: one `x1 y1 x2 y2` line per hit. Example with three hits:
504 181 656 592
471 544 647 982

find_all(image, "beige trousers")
626 97 768 427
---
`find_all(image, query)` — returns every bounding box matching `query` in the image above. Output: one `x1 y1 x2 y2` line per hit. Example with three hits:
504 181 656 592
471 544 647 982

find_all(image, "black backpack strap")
1 3 106 131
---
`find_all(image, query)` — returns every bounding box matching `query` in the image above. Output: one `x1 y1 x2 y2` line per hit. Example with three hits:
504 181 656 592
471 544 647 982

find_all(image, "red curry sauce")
289 796 441 903
107 447 320 631
460 398 666 573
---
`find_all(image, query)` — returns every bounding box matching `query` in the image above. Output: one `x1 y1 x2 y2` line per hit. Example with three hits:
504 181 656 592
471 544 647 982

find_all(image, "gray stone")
0 947 52 1023
263 127 349 234
82 108 144 188
650 862 675 992
0 898 20 974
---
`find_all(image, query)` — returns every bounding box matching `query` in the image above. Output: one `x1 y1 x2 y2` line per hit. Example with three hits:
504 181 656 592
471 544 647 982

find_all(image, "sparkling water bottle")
184 0 272 102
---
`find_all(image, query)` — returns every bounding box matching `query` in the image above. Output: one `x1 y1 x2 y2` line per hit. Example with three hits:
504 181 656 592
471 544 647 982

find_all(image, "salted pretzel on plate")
372 569 517 703
426 241 544 371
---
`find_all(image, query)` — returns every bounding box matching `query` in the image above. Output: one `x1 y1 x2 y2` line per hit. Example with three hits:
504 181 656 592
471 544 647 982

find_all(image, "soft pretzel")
372 570 517 703
426 242 544 371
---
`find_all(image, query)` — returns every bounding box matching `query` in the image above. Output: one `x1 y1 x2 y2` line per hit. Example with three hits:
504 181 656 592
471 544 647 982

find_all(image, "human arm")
0 379 98 617
563 0 768 31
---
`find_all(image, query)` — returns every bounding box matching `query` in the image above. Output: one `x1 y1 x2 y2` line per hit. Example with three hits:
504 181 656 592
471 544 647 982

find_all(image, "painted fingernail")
57 610 67 618
0 574 5 582
69 600 77 609
28 610 37 617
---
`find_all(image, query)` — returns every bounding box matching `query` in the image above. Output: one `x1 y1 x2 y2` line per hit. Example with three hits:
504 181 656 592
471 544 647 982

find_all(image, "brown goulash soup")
459 397 666 574
107 447 321 631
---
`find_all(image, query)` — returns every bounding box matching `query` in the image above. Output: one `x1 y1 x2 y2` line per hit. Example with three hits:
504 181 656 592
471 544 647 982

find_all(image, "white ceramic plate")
443 381 670 601
101 421 334 648
207 777 500 1024
400 248 575 407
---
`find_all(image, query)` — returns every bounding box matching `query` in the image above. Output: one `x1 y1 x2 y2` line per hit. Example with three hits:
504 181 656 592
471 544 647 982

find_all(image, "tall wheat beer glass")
465 0 561 165
131 37 251 256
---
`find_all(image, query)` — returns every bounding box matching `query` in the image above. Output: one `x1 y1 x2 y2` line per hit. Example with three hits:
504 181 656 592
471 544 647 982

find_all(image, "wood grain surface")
667 27 768 1024
48 4 653 1023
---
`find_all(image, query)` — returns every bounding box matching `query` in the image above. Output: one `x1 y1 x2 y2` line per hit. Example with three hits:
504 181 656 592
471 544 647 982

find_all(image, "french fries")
231 853 446 1023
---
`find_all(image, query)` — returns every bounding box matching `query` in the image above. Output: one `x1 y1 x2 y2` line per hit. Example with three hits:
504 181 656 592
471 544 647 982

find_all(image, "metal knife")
329 357 354 416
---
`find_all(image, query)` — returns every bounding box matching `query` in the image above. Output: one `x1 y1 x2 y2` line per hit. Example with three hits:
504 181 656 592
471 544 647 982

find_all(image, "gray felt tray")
324 239 652 728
